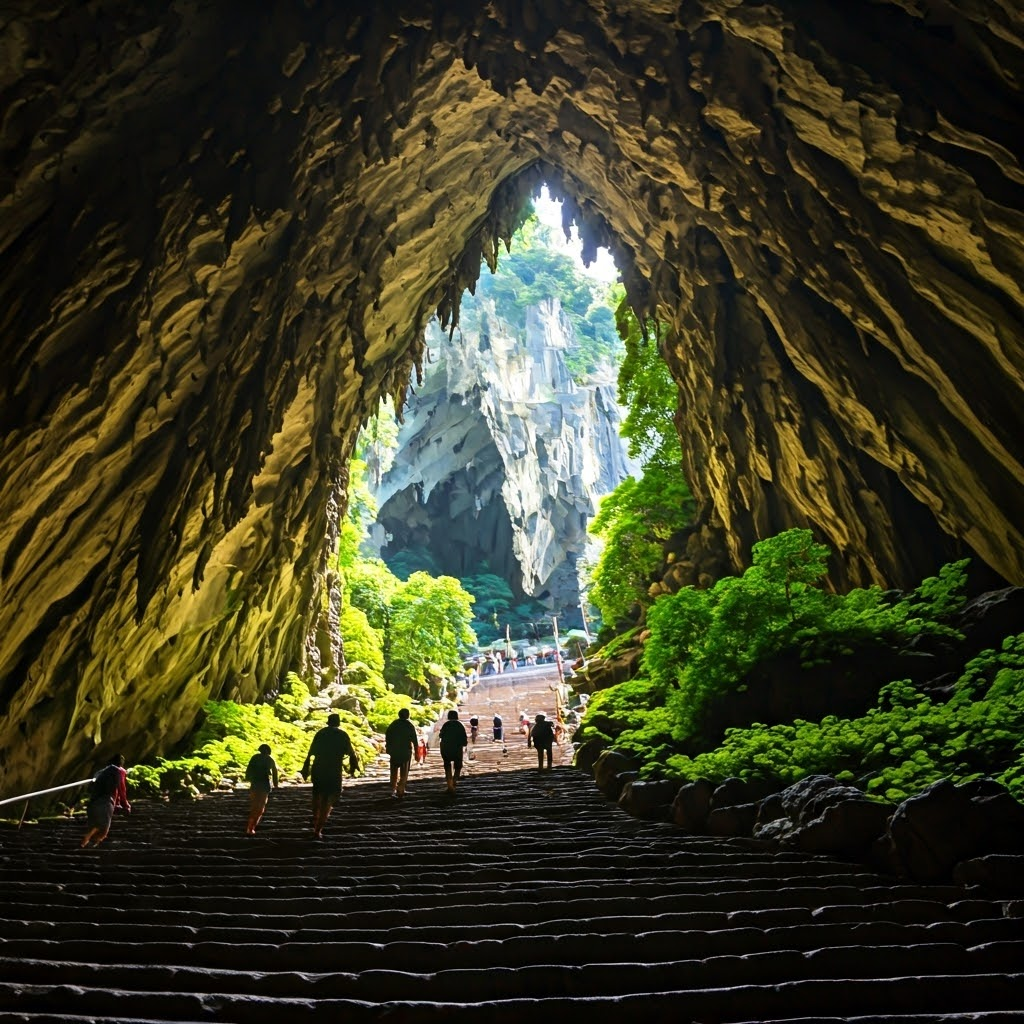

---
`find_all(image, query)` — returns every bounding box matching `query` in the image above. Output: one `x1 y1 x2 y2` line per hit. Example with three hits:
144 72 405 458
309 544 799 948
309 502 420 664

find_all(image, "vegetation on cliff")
473 213 623 382
587 303 694 627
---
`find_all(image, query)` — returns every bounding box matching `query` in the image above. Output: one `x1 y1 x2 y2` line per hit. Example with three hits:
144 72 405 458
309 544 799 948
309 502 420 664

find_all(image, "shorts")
441 750 464 773
311 772 342 798
389 755 412 769
86 796 115 831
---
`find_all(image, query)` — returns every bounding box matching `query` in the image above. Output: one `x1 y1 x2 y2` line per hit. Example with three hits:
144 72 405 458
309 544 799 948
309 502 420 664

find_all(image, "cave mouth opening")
362 177 637 644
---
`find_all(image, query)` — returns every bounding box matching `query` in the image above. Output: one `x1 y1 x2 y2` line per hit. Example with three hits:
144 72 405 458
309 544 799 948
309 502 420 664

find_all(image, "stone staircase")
2 752 1024 1023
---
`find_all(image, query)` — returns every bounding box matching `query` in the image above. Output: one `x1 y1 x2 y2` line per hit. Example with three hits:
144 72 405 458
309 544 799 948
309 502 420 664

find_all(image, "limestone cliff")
370 297 636 614
0 2 1021 792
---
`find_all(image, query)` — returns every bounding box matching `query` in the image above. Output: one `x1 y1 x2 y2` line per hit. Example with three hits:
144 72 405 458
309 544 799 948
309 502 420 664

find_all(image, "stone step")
1 944 1021 1002
0 887 1004 937
1 973 1023 1023
2 675 1020 1021
2 922 1019 972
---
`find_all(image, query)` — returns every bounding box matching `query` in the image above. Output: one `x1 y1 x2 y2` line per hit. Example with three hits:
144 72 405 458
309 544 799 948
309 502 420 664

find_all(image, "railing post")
18 799 30 829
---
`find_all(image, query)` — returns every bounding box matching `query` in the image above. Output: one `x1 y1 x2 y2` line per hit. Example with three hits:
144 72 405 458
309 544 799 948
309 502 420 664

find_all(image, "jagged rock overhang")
0 2 1021 793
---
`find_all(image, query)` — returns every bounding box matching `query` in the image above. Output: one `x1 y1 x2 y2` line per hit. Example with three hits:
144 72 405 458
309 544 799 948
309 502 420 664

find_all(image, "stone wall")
0 2 1021 791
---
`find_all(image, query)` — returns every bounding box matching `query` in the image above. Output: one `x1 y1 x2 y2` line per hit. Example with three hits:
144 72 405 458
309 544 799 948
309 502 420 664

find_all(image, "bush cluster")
576 529 1022 804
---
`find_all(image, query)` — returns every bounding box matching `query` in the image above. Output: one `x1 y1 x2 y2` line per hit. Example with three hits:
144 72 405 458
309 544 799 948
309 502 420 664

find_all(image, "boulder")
887 778 1024 881
707 802 759 838
672 779 716 831
953 855 1024 896
794 798 894 855
593 751 640 799
618 779 678 820
711 777 780 809
751 775 894 853
574 737 609 776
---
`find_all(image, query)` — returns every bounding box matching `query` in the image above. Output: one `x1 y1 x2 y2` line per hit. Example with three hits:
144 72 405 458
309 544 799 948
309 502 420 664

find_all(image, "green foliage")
272 674 313 723
589 472 694 625
575 676 676 762
339 603 385 674
459 571 549 644
614 299 680 470
385 545 442 581
661 635 1024 802
587 302 694 625
386 572 477 697
642 530 966 743
476 214 623 383
336 459 378 571
364 689 438 733
355 397 401 487
345 558 400 632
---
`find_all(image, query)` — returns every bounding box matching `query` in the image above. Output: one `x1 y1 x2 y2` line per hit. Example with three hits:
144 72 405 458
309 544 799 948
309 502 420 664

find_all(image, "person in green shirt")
438 709 469 794
301 713 359 839
385 707 418 799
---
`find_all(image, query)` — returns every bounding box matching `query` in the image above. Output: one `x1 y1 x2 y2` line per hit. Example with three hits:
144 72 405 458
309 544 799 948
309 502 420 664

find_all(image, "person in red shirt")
81 754 131 848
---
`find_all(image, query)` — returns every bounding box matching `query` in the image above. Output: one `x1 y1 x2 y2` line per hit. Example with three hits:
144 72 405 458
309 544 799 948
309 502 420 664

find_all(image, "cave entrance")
361 185 635 648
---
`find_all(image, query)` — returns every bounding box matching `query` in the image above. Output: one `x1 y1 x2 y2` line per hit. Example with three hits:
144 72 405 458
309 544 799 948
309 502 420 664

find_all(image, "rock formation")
1 3 1022 792
370 298 635 613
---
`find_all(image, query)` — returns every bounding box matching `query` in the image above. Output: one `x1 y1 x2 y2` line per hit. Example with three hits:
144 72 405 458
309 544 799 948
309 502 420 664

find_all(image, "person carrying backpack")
81 754 131 848
528 713 555 771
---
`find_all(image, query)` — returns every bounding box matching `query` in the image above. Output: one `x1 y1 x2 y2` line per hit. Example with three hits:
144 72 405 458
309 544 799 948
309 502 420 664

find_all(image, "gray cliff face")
371 298 637 609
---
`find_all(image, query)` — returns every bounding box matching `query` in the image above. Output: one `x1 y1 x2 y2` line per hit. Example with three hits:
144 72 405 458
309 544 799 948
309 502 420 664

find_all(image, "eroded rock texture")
370 299 635 612
1 2 1022 792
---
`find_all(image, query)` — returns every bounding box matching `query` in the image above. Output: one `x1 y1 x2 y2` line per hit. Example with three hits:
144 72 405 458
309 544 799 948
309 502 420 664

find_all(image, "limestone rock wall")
371 298 636 608
0 2 1021 791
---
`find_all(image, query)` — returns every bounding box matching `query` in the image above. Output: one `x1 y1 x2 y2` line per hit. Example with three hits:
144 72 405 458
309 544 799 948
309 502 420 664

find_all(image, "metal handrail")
0 779 94 809
0 778 94 829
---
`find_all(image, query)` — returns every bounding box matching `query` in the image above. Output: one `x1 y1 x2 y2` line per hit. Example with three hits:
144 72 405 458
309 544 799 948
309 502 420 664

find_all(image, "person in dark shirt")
438 709 469 794
81 754 131 848
244 743 279 835
301 713 358 839
385 707 418 799
528 713 555 771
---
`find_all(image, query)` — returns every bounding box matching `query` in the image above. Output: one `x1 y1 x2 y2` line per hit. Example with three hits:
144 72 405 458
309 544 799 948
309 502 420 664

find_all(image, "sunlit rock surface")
1 2 1022 792
369 299 635 611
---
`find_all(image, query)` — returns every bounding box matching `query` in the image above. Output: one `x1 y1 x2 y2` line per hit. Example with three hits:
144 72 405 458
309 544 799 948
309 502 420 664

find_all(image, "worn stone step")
1 973 1023 1023
1 944 1020 1002
2 921 1019 973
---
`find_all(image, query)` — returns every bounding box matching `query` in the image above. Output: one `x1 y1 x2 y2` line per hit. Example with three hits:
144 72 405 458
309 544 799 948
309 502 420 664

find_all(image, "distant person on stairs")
301 713 359 839
244 743 279 835
438 709 469 794
385 707 419 799
80 754 131 848
492 714 503 742
528 713 555 771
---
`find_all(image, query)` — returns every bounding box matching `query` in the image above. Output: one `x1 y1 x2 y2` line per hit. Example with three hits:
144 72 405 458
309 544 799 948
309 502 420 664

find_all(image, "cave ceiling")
1 1 1022 791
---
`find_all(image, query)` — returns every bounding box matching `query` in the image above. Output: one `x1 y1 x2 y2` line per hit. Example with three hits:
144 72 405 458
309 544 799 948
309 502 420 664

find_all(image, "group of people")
81 704 563 846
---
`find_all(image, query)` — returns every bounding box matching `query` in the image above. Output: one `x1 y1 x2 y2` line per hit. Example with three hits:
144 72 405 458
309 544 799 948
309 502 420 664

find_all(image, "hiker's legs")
397 758 411 796
247 789 269 834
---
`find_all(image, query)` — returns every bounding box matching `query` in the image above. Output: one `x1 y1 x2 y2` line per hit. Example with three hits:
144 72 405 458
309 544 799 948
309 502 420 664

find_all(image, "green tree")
386 572 477 697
